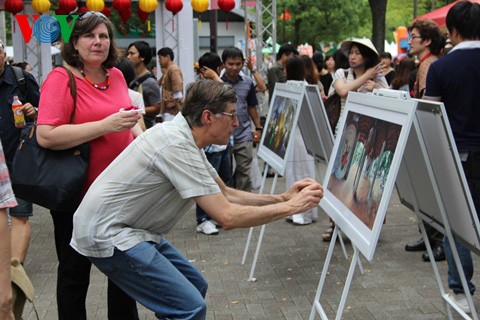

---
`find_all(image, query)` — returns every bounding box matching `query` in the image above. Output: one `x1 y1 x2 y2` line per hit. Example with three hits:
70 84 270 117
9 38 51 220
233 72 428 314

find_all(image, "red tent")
415 0 480 29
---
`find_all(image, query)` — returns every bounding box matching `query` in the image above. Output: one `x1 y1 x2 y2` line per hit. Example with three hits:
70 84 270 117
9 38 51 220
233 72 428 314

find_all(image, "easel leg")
246 172 279 281
337 228 364 274
443 234 478 320
335 246 360 320
241 164 270 266
310 227 339 320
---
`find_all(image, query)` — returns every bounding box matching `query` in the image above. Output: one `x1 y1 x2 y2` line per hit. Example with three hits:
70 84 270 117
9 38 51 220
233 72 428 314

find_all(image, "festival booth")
415 0 480 30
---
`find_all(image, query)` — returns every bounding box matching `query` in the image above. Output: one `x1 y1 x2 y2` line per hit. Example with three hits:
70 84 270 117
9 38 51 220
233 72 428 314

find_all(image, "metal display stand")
310 95 480 319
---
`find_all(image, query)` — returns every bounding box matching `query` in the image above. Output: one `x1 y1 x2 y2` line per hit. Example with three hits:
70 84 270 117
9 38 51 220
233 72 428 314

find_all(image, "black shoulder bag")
324 70 349 134
11 67 90 212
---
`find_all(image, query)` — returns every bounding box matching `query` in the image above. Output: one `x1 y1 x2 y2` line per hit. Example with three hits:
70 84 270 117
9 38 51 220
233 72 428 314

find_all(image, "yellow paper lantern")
86 0 105 12
139 0 158 13
31 0 51 13
191 0 208 13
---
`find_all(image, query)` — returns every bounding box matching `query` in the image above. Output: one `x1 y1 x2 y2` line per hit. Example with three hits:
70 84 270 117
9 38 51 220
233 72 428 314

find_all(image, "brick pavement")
20 172 479 319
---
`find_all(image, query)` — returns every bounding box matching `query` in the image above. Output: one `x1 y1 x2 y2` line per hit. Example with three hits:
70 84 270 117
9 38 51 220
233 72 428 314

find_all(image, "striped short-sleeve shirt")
71 114 220 258
0 139 17 209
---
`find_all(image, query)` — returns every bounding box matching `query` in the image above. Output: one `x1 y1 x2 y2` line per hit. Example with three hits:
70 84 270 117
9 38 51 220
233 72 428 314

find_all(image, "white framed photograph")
298 85 335 162
320 92 416 261
258 83 304 176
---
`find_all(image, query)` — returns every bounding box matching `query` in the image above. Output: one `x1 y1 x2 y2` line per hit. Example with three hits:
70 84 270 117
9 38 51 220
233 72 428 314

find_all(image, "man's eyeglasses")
218 111 238 120
78 11 107 20
408 35 422 41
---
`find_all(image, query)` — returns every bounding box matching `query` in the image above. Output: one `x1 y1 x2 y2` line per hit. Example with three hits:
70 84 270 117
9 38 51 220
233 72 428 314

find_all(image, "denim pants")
90 239 208 320
444 151 480 294
444 236 475 294
50 210 138 320
196 148 232 223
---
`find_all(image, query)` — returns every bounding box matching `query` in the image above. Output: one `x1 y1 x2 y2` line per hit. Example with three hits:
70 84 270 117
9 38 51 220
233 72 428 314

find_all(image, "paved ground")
20 162 480 320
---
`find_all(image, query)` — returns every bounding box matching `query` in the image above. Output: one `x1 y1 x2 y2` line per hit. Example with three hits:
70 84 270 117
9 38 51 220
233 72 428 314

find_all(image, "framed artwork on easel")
320 92 416 261
258 83 304 176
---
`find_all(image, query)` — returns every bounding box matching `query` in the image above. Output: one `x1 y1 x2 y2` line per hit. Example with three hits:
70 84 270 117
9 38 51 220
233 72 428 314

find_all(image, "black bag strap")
11 66 27 101
56 66 77 124
129 72 154 90
27 67 77 140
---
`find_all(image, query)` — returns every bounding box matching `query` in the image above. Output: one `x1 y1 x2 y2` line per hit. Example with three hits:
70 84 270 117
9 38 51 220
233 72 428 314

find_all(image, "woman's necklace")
80 68 110 90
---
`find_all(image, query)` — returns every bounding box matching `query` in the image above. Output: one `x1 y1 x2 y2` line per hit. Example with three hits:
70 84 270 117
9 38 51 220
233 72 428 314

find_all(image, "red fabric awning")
415 0 480 29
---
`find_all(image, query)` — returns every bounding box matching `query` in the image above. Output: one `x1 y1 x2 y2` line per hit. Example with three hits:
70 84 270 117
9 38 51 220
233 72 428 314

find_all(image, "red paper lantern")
165 0 183 15
218 0 234 29
55 7 68 14
4 0 25 15
137 8 149 23
120 7 131 23
58 0 78 14
112 0 130 12
101 6 111 17
218 0 234 11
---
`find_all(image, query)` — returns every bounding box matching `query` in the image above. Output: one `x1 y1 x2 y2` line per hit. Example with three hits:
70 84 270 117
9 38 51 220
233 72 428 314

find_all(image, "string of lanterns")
3 0 236 29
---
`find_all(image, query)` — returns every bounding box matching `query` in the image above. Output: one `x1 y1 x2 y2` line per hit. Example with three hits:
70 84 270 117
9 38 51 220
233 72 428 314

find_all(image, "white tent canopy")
6 45 60 59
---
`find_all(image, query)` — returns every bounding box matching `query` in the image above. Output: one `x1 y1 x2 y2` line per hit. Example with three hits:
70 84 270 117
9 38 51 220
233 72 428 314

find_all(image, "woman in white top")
283 56 318 225
330 38 388 99
323 38 388 240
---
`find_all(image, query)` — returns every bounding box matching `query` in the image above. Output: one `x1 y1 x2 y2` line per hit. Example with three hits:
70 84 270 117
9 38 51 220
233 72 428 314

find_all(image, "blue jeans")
51 209 138 320
444 236 475 294
9 197 33 217
196 148 232 223
444 151 480 294
90 239 208 320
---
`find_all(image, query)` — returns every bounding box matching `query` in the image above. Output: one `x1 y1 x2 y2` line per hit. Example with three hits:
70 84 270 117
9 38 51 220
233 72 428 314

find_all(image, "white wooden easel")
310 100 480 320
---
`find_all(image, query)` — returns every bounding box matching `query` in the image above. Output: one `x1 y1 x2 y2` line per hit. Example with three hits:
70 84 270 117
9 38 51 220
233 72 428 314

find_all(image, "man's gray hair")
182 79 237 127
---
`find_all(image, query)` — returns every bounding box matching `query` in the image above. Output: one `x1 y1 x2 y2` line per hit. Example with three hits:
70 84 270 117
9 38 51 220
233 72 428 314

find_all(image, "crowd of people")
1 1 479 318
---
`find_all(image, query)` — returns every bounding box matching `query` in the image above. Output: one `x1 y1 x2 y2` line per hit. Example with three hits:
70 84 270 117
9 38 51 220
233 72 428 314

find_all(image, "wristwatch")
251 67 257 74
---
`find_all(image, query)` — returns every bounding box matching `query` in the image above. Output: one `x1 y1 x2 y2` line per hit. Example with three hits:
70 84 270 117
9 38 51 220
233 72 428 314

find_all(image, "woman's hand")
200 66 221 82
104 110 142 133
363 63 382 81
363 79 377 92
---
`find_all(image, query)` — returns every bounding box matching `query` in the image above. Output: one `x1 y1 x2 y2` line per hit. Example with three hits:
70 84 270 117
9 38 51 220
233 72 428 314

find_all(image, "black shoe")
405 238 427 252
422 245 446 262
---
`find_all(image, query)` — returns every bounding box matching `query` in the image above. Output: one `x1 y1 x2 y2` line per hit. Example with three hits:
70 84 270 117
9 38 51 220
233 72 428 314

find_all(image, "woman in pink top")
36 12 142 320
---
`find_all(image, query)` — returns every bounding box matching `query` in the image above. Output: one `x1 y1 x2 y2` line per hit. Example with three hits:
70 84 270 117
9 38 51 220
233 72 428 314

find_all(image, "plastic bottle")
12 96 26 128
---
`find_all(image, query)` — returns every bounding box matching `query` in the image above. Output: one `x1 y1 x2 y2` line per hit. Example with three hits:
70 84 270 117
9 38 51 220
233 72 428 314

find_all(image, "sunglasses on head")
78 11 107 20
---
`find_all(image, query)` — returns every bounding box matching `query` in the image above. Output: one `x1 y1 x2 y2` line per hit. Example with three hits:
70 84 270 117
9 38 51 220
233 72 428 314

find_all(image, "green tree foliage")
271 0 372 50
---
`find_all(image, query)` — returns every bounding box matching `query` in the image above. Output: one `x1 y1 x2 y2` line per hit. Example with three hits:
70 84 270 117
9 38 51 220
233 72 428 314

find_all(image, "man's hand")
21 102 37 118
284 178 323 201
287 182 324 214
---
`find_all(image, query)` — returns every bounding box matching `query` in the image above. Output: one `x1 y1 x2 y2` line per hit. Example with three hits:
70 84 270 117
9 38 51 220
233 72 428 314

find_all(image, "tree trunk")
369 0 387 54
294 18 301 46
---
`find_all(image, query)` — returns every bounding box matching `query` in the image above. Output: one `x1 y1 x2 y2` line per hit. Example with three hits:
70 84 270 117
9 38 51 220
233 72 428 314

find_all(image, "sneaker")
448 290 471 314
196 220 219 235
210 220 222 228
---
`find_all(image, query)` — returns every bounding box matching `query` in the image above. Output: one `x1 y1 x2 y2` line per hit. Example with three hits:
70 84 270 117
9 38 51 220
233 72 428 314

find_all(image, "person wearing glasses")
36 12 142 320
70 79 324 320
404 18 446 263
407 19 446 99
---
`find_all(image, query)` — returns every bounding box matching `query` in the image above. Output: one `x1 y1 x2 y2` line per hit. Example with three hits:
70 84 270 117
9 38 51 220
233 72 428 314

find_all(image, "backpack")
129 72 156 90
11 65 28 103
